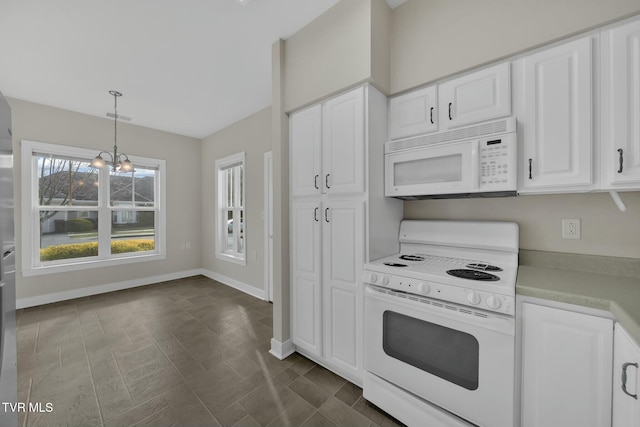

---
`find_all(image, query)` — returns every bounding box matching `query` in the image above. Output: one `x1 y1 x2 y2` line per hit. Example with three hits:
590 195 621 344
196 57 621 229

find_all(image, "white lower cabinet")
613 324 640 427
291 200 322 357
291 199 364 379
322 200 364 376
521 302 613 427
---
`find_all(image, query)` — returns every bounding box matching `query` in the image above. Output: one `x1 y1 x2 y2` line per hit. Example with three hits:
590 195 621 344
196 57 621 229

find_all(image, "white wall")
9 98 202 301
200 107 272 295
405 192 640 259
283 0 391 112
390 0 640 93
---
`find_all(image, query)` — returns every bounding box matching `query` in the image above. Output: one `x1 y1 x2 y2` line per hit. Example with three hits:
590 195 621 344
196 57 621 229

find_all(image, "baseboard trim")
269 338 295 360
16 269 203 309
200 269 267 301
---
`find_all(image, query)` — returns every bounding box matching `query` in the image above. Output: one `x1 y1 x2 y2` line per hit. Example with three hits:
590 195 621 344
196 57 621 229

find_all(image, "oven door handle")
365 285 514 336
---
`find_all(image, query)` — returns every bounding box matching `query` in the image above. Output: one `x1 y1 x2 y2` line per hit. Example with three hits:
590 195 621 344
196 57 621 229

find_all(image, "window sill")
22 252 166 277
216 252 246 266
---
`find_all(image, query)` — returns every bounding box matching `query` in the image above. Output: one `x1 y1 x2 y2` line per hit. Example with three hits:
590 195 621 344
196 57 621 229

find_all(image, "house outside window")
216 152 245 265
21 140 166 276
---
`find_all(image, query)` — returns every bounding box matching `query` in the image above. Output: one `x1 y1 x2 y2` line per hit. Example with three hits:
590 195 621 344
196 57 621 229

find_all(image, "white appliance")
385 117 517 199
0 92 17 427
363 220 518 427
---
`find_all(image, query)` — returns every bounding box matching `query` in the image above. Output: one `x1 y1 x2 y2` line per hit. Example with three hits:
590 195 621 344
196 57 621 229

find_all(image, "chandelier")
90 90 134 172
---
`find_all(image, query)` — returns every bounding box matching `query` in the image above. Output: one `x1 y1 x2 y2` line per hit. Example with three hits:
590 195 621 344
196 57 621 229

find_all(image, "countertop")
516 264 640 343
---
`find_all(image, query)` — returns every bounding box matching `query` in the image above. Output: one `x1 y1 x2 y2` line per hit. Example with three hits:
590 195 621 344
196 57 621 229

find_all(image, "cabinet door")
290 104 322 197
613 324 640 427
322 200 364 381
520 37 594 191
322 87 365 195
602 19 640 187
439 62 511 129
521 303 613 427
388 85 437 140
291 200 322 356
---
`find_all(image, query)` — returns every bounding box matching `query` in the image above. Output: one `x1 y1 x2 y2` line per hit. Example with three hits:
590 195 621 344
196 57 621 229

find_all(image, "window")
21 140 166 276
216 152 245 265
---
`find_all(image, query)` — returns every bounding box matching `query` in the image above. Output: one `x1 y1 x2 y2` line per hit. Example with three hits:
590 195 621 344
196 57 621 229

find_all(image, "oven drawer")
364 285 515 427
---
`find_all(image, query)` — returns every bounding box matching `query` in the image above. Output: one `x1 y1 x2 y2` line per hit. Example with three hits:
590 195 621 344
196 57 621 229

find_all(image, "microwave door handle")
471 141 480 190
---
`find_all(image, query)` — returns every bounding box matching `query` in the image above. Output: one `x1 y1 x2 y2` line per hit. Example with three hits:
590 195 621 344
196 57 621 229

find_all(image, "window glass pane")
110 166 156 207
238 209 244 254
226 168 234 208
226 210 234 251
111 211 155 254
36 154 99 207
39 210 99 261
239 165 244 207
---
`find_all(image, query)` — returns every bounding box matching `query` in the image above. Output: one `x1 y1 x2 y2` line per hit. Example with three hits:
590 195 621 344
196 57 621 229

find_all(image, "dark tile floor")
16 276 403 427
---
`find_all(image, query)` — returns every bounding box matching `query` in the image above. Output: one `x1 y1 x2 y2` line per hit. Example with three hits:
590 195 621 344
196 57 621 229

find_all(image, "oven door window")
382 311 479 390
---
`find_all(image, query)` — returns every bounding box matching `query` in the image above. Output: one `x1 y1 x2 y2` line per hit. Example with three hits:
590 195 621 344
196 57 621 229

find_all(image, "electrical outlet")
562 219 581 239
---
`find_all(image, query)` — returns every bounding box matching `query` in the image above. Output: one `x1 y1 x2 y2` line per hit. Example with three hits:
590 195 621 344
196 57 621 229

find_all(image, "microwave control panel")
479 133 517 190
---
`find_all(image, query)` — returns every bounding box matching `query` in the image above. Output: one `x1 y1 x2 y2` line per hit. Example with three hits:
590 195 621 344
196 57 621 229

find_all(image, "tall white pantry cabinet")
289 86 402 385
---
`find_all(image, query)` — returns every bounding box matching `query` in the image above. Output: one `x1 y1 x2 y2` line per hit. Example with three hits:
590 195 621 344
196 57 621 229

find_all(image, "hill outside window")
21 140 166 276
215 152 245 265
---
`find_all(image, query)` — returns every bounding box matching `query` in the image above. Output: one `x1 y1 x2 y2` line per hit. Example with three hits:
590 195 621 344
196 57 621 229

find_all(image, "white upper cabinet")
601 18 640 188
439 61 511 129
613 324 640 427
518 36 595 192
290 104 322 197
290 88 365 197
388 62 511 141
388 86 437 140
322 88 366 195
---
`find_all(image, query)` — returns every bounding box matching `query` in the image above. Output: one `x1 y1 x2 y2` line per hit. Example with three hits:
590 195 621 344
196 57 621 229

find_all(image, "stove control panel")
367 271 430 295
364 270 514 315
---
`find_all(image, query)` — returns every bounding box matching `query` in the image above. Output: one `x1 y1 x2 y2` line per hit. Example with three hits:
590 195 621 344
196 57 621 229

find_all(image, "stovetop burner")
446 269 500 281
384 262 408 267
466 262 502 272
399 255 425 262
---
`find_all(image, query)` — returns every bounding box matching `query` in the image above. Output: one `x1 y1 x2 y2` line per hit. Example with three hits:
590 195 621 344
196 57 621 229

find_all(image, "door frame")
264 151 273 302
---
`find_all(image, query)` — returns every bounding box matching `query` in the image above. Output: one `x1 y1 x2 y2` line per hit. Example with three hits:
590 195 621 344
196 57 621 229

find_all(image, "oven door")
364 285 515 427
385 139 478 198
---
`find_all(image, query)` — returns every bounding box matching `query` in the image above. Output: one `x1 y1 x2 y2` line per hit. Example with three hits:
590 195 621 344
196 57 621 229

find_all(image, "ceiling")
0 0 361 138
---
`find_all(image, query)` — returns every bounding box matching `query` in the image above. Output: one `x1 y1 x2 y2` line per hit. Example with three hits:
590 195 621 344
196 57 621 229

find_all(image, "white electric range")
363 220 519 427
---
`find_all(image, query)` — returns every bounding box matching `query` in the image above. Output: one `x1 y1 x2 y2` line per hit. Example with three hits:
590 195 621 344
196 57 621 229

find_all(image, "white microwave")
385 118 517 199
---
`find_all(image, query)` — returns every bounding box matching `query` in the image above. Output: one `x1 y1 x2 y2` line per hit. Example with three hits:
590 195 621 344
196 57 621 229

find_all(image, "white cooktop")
363 220 519 314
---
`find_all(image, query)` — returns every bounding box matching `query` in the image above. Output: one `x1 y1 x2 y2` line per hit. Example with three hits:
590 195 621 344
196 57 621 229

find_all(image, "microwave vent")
386 117 516 153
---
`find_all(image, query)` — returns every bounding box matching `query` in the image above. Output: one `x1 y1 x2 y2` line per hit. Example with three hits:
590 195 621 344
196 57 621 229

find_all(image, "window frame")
215 151 246 265
21 140 167 277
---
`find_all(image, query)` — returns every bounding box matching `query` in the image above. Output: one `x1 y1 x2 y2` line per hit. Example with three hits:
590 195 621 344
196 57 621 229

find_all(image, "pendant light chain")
113 91 118 153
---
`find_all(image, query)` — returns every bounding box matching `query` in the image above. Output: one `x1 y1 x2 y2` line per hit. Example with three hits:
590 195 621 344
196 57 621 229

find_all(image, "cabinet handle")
448 102 452 121
622 362 638 400
325 174 330 189
528 158 533 180
430 107 434 124
314 174 319 189
314 207 319 222
618 149 624 173
324 207 330 223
